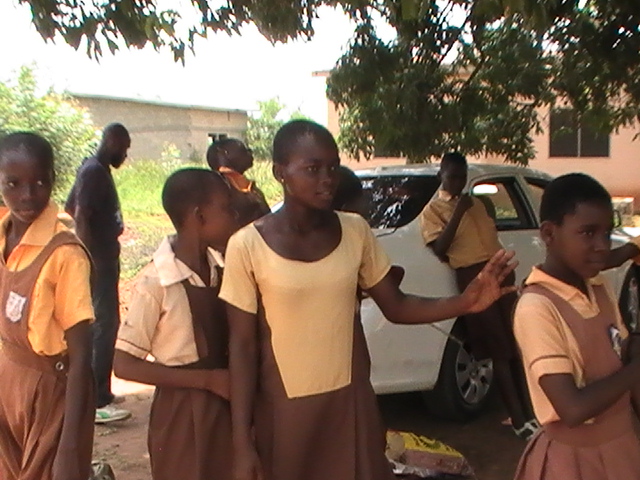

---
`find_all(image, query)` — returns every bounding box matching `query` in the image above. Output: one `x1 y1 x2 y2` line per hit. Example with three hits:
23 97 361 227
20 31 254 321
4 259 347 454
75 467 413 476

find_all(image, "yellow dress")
220 212 395 480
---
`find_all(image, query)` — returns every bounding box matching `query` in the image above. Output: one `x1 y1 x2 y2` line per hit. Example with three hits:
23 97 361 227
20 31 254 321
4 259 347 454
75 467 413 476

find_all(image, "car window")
524 177 549 218
359 175 441 229
471 178 535 231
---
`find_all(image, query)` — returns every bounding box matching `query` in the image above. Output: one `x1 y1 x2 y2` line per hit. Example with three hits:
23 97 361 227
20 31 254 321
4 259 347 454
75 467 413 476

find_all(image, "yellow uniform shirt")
219 212 390 399
116 236 223 366
513 267 628 425
0 203 94 356
419 190 502 269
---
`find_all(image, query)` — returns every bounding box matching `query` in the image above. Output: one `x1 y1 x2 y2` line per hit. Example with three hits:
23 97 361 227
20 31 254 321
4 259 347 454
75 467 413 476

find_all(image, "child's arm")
604 242 640 270
53 320 93 480
113 351 229 400
227 304 264 480
368 249 517 324
538 362 640 427
428 194 473 259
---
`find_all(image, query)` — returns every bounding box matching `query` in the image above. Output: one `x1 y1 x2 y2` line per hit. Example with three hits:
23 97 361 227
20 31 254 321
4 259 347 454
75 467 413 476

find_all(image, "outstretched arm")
113 351 229 399
368 249 517 325
605 243 640 270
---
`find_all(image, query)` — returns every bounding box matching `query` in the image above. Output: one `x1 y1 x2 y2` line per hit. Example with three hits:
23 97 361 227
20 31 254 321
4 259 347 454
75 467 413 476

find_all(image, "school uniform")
116 237 231 480
220 212 395 480
0 203 94 480
420 190 517 360
513 267 640 479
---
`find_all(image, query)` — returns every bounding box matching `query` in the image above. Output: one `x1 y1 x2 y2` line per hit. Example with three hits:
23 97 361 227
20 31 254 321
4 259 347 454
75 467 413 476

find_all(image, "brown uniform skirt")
515 409 640 480
148 384 231 480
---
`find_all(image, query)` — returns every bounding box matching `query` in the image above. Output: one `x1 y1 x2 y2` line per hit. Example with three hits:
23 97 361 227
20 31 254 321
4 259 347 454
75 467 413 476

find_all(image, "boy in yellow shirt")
420 152 536 438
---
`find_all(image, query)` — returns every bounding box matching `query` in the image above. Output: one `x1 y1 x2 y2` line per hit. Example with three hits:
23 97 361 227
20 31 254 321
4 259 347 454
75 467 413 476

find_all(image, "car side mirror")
471 184 498 196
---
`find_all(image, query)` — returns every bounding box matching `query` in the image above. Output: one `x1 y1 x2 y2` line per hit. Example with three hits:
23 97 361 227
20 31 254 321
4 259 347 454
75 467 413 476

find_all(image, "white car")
356 164 640 420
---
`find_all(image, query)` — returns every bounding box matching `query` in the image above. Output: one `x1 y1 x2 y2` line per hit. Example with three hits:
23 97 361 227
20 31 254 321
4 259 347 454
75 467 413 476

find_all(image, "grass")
113 158 281 280
246 160 283 206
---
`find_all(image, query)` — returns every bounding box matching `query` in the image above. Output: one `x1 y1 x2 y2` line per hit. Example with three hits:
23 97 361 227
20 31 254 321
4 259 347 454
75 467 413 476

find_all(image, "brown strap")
8 230 87 277
181 266 228 369
522 283 614 338
0 340 69 378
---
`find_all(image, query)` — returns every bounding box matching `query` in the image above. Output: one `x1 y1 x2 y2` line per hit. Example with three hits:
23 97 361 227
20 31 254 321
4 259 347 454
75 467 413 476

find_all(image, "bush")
114 157 281 279
0 66 97 200
245 160 281 206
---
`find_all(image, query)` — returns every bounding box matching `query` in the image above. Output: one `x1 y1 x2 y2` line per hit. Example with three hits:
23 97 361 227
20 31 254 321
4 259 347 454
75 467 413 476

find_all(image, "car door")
470 175 544 285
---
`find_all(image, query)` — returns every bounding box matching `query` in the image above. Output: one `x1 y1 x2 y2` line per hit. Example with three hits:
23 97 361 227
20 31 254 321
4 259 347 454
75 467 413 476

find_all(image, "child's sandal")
512 419 540 441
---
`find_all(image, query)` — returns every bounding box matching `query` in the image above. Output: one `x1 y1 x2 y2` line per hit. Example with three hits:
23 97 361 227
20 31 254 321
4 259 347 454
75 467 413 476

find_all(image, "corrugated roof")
69 92 248 115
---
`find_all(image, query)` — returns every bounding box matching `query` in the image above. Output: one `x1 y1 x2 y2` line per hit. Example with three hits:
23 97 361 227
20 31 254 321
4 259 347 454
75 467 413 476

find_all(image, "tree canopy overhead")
20 0 640 164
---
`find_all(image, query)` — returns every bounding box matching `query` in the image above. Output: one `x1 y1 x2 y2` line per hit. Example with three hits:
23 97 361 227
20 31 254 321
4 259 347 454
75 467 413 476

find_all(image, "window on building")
549 109 610 158
208 133 229 143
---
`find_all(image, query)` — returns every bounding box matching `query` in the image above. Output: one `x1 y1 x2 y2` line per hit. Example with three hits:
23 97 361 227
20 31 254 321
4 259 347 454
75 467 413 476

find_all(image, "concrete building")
71 93 248 161
315 72 640 204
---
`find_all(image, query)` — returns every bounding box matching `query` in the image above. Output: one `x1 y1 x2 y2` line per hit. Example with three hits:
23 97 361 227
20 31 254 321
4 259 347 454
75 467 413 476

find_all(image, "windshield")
360 175 441 229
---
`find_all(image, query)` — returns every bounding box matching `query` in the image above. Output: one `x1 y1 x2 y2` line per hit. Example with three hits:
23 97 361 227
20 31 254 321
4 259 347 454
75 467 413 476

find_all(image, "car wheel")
423 321 494 421
619 266 640 332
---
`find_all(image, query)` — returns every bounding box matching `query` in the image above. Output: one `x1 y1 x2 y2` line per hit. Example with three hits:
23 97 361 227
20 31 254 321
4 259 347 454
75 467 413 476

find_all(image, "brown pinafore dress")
514 283 640 480
147 268 232 480
253 298 396 480
0 231 94 480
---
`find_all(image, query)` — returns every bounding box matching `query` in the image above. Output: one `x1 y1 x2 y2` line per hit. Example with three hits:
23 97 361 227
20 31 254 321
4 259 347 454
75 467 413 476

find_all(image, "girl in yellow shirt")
0 132 94 480
220 120 518 480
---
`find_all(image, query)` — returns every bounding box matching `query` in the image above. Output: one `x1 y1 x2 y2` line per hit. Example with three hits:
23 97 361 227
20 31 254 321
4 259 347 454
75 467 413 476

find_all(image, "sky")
0 2 370 124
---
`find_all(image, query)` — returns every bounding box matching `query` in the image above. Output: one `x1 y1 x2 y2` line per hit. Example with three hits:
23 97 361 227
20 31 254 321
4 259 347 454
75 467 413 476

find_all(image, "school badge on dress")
608 324 623 358
5 291 27 323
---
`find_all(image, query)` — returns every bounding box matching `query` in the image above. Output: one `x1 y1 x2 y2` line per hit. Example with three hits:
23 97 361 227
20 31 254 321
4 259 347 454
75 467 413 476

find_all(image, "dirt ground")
92 384 524 480
95 280 524 480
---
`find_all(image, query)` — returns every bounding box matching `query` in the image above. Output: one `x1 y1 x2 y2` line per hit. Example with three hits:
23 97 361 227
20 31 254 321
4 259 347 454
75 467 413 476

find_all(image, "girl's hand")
462 250 518 313
233 445 264 480
52 448 83 480
207 369 230 400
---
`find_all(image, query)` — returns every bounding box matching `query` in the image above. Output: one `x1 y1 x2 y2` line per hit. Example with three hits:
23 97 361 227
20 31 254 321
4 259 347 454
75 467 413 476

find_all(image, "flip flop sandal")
512 419 541 441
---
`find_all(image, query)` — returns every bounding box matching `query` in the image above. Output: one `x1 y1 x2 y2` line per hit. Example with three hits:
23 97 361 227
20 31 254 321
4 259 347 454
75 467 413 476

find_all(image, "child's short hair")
540 173 612 224
0 132 55 178
440 152 467 170
273 120 337 165
162 168 228 228
332 166 363 210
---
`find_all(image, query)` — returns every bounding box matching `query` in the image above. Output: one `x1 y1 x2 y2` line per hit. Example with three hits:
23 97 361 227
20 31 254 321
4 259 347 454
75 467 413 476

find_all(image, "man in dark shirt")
66 123 131 424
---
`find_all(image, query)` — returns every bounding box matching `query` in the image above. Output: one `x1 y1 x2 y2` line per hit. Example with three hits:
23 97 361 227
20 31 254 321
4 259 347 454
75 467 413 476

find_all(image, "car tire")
619 265 640 332
423 320 494 422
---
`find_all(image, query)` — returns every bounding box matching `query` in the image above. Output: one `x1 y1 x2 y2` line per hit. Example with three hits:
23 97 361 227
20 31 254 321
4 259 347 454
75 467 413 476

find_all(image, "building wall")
526 114 640 201
73 96 248 161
